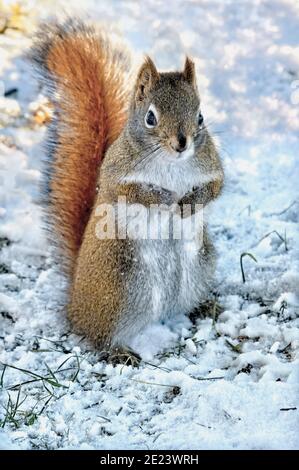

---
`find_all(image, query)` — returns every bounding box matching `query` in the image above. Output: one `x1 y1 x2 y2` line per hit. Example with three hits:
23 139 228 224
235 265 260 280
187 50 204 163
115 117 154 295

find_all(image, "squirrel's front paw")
177 186 204 218
150 185 178 206
182 186 202 202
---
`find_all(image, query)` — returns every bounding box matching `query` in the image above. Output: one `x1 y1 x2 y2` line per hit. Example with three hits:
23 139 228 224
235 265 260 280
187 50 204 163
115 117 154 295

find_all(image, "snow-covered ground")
0 0 298 450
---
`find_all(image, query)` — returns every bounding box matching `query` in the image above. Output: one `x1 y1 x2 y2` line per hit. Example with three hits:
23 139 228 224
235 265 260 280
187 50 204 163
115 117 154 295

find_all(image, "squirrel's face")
129 56 205 161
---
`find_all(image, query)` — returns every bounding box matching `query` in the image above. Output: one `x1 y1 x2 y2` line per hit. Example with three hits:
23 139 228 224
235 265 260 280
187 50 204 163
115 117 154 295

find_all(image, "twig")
4 88 18 97
255 230 288 252
0 364 7 387
143 361 172 372
130 378 176 388
269 201 297 216
190 375 224 381
240 252 258 283
238 205 251 216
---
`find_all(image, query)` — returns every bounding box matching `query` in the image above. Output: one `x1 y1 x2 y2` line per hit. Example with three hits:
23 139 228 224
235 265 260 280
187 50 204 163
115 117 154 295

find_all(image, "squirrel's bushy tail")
29 19 129 274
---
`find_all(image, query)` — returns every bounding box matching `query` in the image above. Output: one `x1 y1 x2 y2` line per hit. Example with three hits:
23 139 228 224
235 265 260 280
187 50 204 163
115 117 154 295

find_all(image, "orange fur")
30 20 129 274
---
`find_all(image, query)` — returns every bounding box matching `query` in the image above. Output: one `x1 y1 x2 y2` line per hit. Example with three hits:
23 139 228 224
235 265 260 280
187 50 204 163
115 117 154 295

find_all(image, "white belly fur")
121 155 216 322
123 154 221 198
138 212 207 320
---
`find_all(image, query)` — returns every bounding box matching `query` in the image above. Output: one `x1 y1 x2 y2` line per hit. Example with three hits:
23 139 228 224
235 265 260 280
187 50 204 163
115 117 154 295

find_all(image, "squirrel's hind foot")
100 346 141 368
189 300 224 324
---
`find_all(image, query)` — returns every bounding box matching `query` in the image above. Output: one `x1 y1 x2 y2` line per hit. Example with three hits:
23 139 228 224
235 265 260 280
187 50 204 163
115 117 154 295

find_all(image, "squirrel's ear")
183 56 197 88
134 56 159 103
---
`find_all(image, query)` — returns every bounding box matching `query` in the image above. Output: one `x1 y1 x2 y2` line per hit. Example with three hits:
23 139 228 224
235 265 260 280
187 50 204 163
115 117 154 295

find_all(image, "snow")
0 0 298 450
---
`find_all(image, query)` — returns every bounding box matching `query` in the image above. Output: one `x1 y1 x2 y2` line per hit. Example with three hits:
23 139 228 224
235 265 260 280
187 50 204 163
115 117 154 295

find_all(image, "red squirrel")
29 19 224 365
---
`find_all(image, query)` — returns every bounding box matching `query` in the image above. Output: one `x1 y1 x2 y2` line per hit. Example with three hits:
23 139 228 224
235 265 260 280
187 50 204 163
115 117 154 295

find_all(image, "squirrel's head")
128 56 205 161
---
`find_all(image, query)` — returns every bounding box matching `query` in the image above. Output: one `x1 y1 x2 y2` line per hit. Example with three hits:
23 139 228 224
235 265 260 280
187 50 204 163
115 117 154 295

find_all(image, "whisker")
124 142 162 177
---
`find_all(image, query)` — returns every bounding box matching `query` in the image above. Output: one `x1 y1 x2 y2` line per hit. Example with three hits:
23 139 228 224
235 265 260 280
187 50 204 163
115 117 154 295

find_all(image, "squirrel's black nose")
176 133 187 152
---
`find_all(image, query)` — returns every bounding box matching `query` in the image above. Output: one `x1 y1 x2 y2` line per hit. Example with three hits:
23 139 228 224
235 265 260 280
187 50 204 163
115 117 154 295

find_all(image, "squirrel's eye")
146 110 156 127
198 112 204 126
145 105 158 128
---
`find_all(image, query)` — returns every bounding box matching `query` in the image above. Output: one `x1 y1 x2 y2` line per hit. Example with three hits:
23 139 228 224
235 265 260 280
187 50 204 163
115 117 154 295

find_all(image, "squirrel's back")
29 19 130 274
